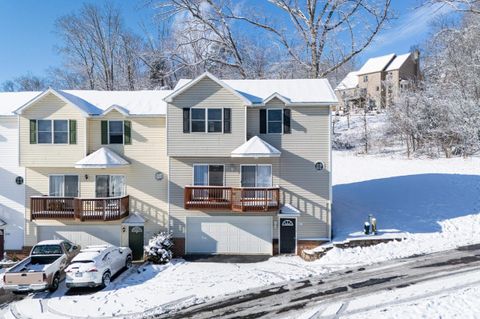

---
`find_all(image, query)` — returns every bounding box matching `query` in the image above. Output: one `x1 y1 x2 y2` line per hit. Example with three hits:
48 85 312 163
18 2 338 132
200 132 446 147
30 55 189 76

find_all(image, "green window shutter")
124 120 131 145
101 121 108 144
69 120 77 144
29 120 37 144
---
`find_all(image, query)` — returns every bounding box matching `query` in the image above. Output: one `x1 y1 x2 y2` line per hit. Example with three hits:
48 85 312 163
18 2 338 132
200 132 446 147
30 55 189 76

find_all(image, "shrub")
144 232 173 264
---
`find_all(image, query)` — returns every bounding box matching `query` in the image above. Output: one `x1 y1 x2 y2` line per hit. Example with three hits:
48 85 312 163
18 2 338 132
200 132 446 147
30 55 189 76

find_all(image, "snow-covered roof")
2 88 171 117
231 136 281 158
280 204 301 215
173 73 337 105
75 147 130 169
357 53 396 75
335 71 359 91
123 212 146 224
386 53 411 71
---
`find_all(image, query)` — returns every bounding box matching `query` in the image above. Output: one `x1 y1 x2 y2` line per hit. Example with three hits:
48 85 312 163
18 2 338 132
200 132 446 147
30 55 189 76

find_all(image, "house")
13 88 170 260
165 73 336 255
335 51 420 111
0 72 336 258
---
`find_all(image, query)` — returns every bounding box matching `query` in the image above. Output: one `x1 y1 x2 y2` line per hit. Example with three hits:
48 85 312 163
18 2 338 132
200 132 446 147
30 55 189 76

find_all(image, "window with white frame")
108 121 124 144
95 175 126 197
193 164 224 186
38 120 69 144
267 109 283 133
191 108 223 133
49 175 79 197
241 165 272 187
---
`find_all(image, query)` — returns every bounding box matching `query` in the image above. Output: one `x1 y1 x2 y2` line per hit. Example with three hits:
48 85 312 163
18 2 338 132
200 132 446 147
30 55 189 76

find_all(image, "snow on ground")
6 150 480 318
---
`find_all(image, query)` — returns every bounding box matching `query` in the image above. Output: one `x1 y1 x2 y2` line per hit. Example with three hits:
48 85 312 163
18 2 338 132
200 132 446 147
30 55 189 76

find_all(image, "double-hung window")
95 175 126 198
267 109 283 134
38 120 69 144
191 108 223 133
193 164 224 186
207 109 222 132
191 109 206 132
49 175 79 197
109 121 124 144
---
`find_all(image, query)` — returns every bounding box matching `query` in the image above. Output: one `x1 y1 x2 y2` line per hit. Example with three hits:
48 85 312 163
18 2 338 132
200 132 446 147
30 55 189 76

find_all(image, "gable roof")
335 71 359 91
231 136 281 158
357 53 396 75
164 72 253 105
6 88 171 117
174 73 337 105
386 53 411 71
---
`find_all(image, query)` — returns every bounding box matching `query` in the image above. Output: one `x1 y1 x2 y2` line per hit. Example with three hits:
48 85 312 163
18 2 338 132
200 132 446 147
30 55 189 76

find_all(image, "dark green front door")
128 226 144 260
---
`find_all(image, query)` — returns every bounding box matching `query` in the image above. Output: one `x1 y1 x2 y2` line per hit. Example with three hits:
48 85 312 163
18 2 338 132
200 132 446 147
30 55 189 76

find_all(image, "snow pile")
144 232 173 264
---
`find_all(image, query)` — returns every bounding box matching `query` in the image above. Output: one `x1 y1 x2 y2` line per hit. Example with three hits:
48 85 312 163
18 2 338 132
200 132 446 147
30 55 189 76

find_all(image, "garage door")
186 216 272 255
38 225 121 247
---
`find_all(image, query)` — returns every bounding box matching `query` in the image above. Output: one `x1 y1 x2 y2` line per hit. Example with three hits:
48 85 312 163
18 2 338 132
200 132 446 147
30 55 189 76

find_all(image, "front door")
280 218 296 254
128 226 144 260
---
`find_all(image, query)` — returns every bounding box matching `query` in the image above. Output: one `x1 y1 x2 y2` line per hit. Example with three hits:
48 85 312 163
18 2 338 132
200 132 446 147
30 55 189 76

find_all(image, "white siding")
0 117 25 250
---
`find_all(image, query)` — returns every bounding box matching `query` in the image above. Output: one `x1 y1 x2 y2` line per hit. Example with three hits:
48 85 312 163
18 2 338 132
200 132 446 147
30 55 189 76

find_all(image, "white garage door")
38 225 121 247
186 216 272 255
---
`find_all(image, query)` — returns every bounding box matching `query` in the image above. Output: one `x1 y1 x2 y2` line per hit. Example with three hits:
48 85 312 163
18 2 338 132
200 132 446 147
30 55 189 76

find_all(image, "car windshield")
31 245 63 255
72 260 94 264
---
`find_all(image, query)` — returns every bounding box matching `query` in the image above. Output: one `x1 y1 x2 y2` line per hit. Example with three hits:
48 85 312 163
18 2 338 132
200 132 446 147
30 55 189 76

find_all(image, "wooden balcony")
31 196 130 221
184 186 280 212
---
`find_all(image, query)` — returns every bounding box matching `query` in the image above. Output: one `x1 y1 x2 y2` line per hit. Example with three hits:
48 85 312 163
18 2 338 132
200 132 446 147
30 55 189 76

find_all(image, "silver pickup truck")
3 240 80 292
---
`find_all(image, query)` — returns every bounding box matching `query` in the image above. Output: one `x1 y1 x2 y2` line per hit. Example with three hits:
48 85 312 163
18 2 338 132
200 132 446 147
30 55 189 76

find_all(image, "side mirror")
72 246 78 251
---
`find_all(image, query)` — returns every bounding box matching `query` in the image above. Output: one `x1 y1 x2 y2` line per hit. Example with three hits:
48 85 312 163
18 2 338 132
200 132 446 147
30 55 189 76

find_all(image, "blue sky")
0 0 451 84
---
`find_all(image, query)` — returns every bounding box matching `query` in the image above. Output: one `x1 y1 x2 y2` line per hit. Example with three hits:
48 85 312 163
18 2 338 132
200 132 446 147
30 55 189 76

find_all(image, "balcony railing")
184 186 280 212
31 196 129 221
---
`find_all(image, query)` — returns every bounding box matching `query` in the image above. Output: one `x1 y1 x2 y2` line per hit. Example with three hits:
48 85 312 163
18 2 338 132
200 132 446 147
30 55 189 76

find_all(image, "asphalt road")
153 243 480 319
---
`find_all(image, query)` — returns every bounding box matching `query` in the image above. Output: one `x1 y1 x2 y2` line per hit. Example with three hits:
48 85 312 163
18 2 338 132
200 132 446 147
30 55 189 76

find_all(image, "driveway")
183 255 271 263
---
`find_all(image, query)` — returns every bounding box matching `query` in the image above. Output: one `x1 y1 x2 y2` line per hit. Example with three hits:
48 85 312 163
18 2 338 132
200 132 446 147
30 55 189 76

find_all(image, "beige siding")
167 77 246 157
24 115 169 246
19 93 86 167
169 157 280 238
358 71 384 108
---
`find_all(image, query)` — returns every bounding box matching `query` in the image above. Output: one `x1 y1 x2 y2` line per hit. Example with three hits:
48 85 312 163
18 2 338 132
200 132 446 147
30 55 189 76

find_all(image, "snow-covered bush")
144 232 173 264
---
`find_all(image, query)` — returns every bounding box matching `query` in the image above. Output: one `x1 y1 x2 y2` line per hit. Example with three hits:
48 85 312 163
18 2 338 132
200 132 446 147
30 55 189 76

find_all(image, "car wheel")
101 272 111 288
49 274 60 292
125 255 133 268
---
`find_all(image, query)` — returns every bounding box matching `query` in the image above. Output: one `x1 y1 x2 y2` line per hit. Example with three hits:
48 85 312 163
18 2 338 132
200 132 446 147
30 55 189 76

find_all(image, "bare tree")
154 0 392 79
423 0 480 14
1 74 50 92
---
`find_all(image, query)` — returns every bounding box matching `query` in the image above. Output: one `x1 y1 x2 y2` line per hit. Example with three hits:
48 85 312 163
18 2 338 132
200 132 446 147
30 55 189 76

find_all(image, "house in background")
165 73 336 255
13 89 170 260
335 51 421 111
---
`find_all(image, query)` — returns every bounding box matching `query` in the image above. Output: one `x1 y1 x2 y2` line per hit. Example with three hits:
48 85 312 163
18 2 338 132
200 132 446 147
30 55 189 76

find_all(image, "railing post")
103 199 107 221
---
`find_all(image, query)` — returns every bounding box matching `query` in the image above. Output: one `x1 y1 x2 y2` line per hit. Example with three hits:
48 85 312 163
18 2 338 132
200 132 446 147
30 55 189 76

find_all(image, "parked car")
65 245 132 289
3 240 80 292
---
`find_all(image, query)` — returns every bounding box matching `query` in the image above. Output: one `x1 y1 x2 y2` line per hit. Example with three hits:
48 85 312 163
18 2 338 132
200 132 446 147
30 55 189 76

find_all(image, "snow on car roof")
36 240 65 245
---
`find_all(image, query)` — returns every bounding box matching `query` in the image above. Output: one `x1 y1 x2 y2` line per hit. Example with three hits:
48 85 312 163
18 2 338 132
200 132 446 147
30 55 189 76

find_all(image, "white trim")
239 164 273 187
278 216 298 255
190 107 224 134
164 72 252 106
192 164 226 186
36 119 70 145
266 108 283 134
101 105 130 117
107 120 125 145
263 92 291 105
48 174 80 197
328 107 333 241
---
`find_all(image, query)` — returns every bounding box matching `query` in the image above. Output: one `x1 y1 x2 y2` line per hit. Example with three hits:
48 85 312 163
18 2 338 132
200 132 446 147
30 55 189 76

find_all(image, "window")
38 120 52 144
109 121 124 144
241 165 272 187
207 109 222 132
95 175 126 197
267 109 283 133
363 75 368 82
49 175 79 197
37 120 69 144
191 108 223 133
193 164 224 186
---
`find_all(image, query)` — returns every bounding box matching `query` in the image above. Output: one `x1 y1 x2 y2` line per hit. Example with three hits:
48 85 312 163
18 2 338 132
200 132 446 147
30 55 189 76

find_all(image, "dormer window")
108 121 124 144
100 120 131 145
267 109 283 133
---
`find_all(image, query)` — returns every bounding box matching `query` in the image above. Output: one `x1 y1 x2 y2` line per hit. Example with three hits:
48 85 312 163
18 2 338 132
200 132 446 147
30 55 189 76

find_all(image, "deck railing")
184 186 280 212
31 195 129 221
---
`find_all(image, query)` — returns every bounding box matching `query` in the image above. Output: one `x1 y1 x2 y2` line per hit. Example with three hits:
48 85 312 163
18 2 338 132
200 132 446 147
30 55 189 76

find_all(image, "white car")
65 245 132 288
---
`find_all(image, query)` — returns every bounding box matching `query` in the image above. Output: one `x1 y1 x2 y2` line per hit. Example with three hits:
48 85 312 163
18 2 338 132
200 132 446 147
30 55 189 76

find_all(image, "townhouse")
335 51 421 111
0 72 336 258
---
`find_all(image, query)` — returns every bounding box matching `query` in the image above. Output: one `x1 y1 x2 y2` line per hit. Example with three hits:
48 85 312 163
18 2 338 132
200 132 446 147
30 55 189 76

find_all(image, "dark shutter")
69 120 77 144
183 108 190 133
101 121 108 144
259 109 267 134
29 120 37 144
223 108 231 133
283 109 291 134
124 120 132 145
